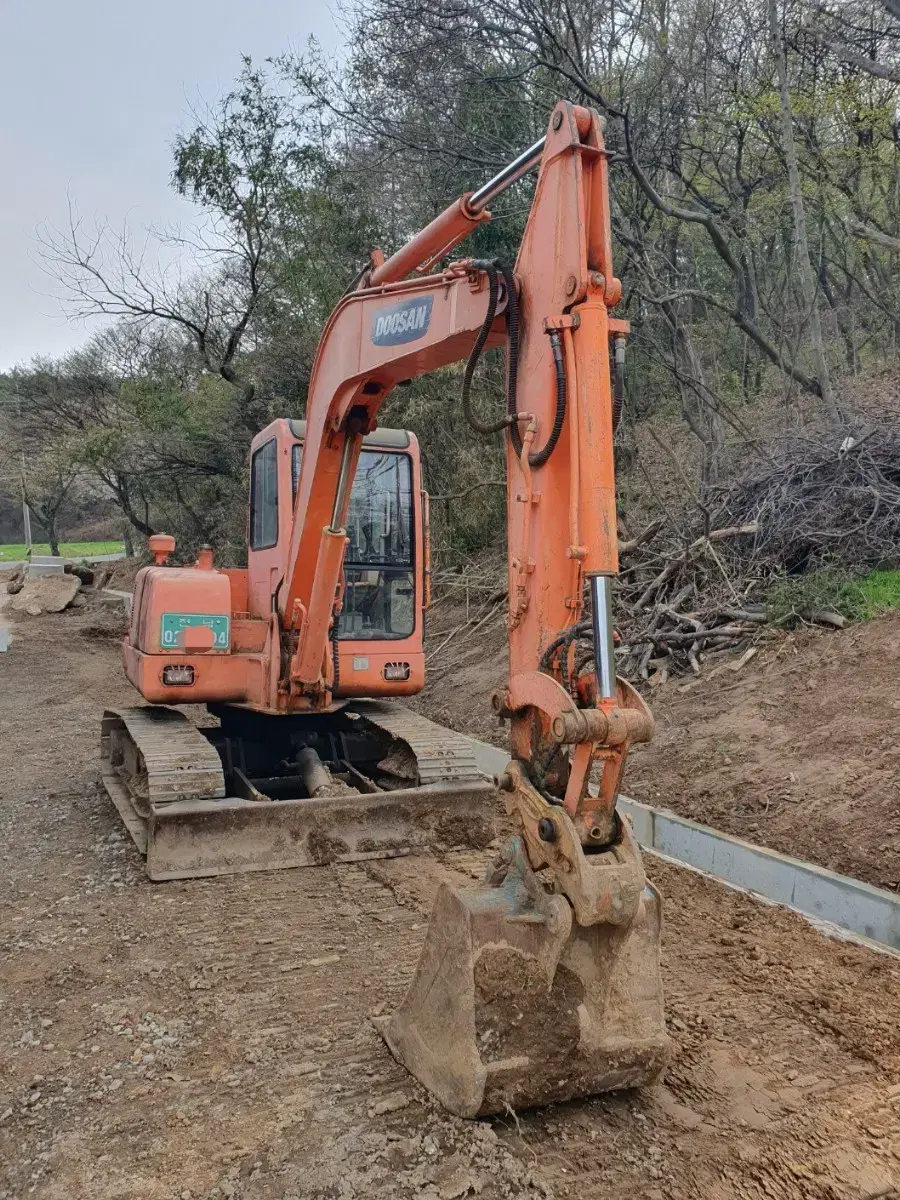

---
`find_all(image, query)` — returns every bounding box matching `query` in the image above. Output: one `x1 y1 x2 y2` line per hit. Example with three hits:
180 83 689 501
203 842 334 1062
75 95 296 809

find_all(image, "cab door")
247 423 294 619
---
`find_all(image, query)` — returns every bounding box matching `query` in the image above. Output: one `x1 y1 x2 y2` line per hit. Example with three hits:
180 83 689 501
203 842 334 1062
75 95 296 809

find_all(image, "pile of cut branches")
607 522 766 683
427 419 900 684
607 419 900 681
708 422 900 577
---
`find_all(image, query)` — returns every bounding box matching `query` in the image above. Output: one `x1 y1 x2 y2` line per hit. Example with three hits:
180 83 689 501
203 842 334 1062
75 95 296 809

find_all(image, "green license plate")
160 613 230 649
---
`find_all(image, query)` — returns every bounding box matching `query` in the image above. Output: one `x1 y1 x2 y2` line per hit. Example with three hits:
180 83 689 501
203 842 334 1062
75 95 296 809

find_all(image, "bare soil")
627 614 900 893
1 601 900 1199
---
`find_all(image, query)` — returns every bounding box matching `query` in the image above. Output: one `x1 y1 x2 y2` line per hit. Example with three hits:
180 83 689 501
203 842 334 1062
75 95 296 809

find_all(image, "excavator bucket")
375 833 670 1118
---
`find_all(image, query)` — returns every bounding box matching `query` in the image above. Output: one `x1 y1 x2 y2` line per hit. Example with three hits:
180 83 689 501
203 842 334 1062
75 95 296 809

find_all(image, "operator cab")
246 418 428 697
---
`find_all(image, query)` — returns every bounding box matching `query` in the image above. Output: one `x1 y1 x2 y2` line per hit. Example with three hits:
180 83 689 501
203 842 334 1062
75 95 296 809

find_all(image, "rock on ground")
9 574 81 615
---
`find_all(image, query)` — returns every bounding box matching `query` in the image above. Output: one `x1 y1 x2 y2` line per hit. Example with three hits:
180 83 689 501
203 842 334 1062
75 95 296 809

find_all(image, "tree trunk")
768 0 841 424
818 259 857 374
29 501 62 557
660 299 724 494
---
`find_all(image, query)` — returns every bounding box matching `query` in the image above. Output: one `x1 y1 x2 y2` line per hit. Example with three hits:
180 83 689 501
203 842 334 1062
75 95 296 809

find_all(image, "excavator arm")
362 101 670 1116
283 101 651 852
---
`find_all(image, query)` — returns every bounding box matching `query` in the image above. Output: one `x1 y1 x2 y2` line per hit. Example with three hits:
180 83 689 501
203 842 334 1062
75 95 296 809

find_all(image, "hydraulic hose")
500 260 565 469
330 613 340 695
527 328 567 468
538 620 593 677
461 263 512 435
461 259 566 469
612 335 625 433
519 750 566 807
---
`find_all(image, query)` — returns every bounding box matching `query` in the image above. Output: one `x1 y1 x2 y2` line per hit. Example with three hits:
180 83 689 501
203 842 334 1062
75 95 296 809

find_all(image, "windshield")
292 444 415 640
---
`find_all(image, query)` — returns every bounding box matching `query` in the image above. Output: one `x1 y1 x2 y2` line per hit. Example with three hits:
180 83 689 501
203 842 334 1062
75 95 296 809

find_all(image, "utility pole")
14 383 32 551
20 453 32 551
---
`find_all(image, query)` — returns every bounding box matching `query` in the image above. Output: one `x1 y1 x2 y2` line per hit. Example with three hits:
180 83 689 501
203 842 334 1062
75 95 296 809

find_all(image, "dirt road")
2 603 899 1199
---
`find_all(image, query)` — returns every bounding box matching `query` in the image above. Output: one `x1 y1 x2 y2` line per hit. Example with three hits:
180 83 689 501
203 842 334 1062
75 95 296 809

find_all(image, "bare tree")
768 0 839 422
41 60 292 434
20 450 81 557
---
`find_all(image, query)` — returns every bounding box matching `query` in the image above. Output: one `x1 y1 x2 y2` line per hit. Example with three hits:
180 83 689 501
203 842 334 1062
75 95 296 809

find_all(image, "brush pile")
605 421 900 681
612 521 765 683
709 423 900 576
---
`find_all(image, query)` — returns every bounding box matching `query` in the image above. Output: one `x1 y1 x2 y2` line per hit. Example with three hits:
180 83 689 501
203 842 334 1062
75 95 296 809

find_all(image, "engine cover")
131 566 232 655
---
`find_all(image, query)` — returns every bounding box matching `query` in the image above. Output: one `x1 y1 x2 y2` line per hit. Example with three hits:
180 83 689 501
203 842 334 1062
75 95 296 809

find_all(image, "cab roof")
288 419 411 450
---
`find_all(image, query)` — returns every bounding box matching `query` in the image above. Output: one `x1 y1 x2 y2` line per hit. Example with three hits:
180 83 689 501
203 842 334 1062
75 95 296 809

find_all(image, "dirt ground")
627 615 900 893
2 597 900 1199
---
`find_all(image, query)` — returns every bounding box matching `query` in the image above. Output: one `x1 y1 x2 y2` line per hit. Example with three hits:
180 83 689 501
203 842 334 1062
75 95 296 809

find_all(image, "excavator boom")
375 102 670 1114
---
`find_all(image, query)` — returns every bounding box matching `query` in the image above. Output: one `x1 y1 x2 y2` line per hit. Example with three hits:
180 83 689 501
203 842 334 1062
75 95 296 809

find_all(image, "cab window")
342 451 414 640
292 443 415 640
250 438 278 550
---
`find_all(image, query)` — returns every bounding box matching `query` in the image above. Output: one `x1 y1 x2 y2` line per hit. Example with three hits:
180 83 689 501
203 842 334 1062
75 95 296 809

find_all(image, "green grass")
0 541 125 562
767 568 900 623
851 569 900 619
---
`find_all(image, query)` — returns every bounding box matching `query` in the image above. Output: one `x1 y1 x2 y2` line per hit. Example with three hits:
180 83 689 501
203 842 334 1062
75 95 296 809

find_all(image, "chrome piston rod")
590 574 617 700
330 434 358 531
468 136 546 214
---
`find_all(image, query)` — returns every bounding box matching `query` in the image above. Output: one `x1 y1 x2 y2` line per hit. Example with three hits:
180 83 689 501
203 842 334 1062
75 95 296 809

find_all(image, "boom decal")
371 296 433 346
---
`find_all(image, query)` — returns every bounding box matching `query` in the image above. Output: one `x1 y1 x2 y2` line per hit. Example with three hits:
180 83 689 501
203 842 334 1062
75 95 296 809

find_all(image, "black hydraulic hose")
330 614 340 695
498 261 520 427
502 263 565 469
538 620 592 676
612 335 625 433
535 328 568 468
461 263 512 435
458 257 567 468
518 752 566 807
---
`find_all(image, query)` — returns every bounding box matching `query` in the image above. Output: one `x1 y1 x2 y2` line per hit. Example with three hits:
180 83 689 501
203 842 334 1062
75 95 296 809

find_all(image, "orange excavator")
101 101 669 1116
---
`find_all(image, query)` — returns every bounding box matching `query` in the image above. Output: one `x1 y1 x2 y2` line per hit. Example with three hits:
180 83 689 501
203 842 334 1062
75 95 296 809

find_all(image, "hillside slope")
412 602 900 892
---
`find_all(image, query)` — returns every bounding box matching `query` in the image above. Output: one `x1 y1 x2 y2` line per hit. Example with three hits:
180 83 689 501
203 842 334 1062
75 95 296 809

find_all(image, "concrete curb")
618 796 900 953
101 588 133 615
467 736 900 956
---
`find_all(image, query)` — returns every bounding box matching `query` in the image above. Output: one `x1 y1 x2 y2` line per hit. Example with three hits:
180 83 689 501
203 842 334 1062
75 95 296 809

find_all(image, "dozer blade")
101 706 499 881
375 836 669 1118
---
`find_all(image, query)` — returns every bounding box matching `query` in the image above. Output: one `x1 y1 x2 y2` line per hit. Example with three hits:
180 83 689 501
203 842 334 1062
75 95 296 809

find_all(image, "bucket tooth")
376 836 670 1118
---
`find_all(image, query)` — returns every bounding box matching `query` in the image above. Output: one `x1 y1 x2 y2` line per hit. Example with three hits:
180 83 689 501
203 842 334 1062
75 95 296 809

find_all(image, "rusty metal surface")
376 835 669 1117
503 760 646 927
349 700 485 786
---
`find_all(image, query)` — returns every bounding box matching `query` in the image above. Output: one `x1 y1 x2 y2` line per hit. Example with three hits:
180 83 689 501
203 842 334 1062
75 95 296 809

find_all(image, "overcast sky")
0 1 343 371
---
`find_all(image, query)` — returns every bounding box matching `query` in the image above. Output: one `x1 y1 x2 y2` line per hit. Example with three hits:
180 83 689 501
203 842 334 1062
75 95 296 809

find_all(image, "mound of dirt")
408 603 508 747
103 555 142 590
